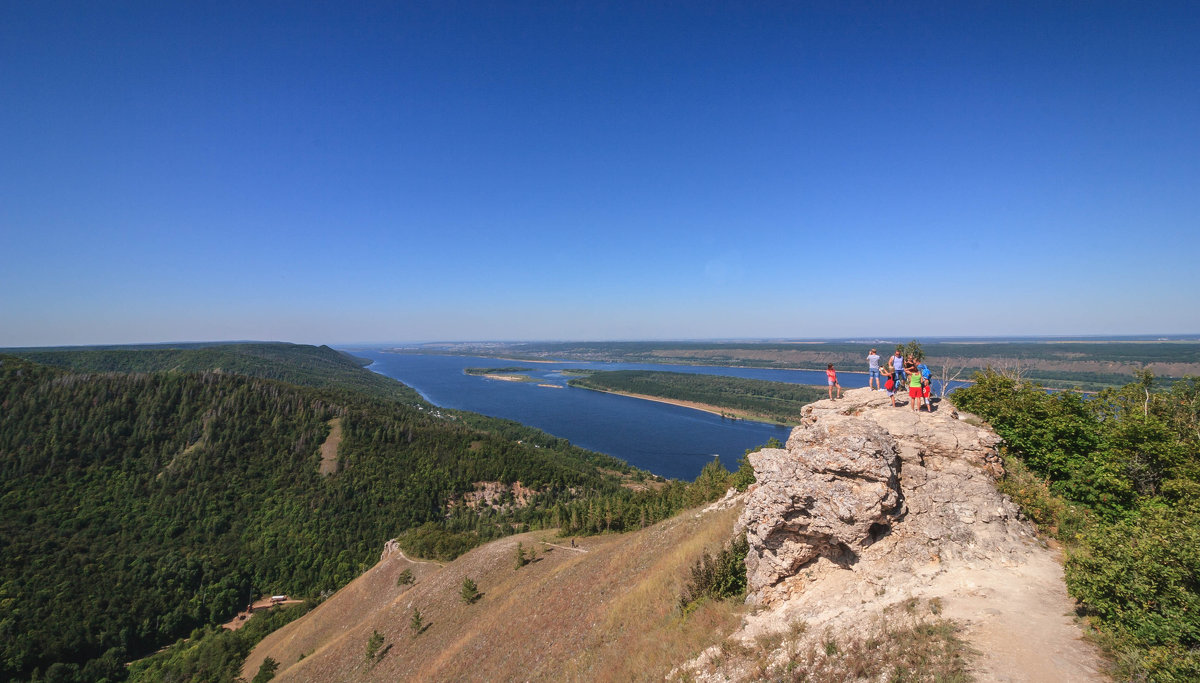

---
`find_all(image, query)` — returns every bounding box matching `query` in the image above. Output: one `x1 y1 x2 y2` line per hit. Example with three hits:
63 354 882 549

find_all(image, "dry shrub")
682 600 975 683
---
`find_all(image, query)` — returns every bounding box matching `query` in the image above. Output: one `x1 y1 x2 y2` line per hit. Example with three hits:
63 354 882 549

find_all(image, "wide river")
351 350 921 481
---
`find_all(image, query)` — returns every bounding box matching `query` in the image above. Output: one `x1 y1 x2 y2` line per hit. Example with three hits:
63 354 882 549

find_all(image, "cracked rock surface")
717 388 1106 681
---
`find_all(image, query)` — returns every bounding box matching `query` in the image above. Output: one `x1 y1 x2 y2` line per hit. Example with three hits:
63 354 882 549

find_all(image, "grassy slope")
243 504 745 682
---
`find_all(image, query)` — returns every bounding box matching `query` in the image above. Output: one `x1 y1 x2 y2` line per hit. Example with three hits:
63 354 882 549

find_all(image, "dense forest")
567 370 826 424
11 342 421 402
0 346 655 681
951 370 1200 681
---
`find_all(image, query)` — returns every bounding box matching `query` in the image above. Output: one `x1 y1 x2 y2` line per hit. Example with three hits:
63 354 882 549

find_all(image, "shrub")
1066 504 1200 680
396 568 414 587
460 577 480 604
409 608 424 637
678 533 749 614
364 630 384 660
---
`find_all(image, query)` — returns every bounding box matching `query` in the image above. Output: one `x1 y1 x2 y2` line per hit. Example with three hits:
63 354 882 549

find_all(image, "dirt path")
318 417 342 476
721 388 1108 682
540 540 588 553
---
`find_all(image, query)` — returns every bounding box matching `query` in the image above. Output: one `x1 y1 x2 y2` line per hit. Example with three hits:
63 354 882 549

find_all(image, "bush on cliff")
951 369 1200 681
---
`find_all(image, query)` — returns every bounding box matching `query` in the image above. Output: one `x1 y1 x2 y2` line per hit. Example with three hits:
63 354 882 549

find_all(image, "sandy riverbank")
572 386 789 425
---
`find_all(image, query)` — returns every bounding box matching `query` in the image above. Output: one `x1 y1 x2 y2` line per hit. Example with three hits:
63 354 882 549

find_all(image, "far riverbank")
569 385 792 425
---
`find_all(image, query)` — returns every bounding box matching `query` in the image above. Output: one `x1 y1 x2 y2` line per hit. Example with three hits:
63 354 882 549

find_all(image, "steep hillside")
0 352 637 680
243 502 745 681
250 388 1113 682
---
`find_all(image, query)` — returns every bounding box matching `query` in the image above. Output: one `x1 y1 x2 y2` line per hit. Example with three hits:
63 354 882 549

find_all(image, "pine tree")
365 630 384 660
409 607 423 637
460 577 480 604
396 568 414 587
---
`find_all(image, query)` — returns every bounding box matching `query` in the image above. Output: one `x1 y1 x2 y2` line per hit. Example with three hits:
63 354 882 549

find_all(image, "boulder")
739 414 903 602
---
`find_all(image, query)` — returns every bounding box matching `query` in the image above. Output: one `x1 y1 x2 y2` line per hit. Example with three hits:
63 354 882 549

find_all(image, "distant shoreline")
571 385 787 425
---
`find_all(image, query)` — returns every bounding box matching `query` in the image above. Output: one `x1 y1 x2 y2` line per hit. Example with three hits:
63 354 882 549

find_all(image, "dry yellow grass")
243 502 745 682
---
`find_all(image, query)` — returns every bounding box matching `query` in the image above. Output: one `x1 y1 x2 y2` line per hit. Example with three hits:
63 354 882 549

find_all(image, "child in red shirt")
826 364 842 400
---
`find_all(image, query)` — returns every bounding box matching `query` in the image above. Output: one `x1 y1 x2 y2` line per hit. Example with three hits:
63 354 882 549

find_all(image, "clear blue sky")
3 2 1197 346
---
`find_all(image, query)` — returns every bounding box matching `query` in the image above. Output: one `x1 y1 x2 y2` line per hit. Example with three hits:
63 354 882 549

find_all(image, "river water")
351 350 940 481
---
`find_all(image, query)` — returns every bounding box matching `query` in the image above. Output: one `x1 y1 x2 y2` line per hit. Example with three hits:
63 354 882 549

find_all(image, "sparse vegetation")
514 542 531 569
364 630 384 661
460 577 480 604
396 568 414 587
409 608 424 638
684 600 973 682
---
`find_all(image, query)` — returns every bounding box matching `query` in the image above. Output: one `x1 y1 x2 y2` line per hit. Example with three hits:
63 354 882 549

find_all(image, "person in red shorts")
908 364 925 411
825 363 842 400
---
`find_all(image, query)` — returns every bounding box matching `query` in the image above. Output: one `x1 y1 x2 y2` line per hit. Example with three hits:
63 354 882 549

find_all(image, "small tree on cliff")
897 340 925 362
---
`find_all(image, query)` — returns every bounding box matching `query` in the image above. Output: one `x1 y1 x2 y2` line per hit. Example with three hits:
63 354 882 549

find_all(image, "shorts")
827 379 837 386
868 368 880 380
908 386 922 398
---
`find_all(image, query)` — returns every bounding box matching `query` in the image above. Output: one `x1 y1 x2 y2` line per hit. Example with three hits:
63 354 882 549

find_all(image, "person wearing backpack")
917 362 933 410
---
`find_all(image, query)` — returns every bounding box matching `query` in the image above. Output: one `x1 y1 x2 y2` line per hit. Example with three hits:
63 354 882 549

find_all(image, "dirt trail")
318 417 342 476
724 388 1107 682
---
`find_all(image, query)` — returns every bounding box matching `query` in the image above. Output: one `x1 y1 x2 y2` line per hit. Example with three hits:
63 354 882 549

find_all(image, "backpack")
918 363 931 380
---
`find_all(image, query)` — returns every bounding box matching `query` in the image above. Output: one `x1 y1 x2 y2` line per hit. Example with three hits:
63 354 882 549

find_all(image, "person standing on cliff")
867 348 881 390
881 364 898 406
908 362 925 411
826 363 843 400
891 348 906 401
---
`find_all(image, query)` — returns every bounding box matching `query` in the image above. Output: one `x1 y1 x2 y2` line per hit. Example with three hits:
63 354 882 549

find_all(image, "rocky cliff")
683 388 1105 681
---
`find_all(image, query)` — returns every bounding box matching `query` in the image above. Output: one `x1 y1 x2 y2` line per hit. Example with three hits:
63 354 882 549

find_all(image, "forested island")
568 370 826 424
463 367 537 381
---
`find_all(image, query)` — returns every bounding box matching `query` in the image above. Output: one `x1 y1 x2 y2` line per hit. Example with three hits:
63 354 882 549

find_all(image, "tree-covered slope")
8 341 419 402
0 353 631 681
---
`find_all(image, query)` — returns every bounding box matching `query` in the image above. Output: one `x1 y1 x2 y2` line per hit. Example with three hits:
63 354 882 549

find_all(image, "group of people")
824 347 934 412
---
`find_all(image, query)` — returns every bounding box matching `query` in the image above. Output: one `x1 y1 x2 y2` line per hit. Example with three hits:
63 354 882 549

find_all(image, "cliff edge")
684 387 1106 681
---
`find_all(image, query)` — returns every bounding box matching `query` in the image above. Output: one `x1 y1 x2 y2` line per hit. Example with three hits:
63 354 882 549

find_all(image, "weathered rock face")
740 415 904 602
737 389 1022 606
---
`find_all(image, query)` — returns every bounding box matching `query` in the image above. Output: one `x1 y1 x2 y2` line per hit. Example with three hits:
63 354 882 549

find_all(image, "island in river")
567 370 827 425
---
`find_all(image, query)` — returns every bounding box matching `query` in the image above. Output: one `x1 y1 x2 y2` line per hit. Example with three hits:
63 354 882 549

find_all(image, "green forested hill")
0 350 633 681
9 342 419 402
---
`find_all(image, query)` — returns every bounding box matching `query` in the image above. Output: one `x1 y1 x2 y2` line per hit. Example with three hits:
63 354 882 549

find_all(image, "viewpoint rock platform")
689 388 1107 681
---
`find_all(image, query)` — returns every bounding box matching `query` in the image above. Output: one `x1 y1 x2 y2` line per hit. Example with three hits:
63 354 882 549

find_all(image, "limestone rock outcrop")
737 388 1022 606
739 415 903 600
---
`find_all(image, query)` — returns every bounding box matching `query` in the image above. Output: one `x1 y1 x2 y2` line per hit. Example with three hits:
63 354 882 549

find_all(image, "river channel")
351 350 898 481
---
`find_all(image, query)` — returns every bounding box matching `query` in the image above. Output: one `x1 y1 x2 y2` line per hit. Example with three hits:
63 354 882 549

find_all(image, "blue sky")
3 2 1197 346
